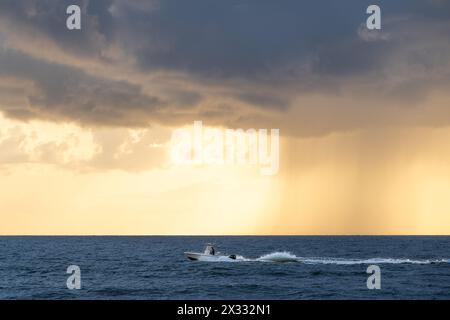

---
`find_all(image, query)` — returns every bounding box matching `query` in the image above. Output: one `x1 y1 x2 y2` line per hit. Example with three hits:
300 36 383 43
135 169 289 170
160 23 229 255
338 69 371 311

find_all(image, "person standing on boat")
204 244 216 255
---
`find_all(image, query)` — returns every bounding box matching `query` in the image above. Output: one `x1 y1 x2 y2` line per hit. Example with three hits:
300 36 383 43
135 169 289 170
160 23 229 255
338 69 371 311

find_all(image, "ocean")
0 236 449 300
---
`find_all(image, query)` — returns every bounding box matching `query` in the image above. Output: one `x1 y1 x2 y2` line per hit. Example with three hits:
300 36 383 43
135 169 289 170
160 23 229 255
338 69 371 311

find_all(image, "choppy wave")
196 251 450 264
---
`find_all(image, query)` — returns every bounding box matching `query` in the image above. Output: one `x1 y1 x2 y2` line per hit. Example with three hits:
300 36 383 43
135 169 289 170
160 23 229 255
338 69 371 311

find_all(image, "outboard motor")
228 254 236 260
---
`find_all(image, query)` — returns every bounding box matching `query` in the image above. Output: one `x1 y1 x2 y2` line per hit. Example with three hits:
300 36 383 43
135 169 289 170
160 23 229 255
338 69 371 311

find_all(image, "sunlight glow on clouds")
0 113 98 165
0 113 170 171
1 0 450 234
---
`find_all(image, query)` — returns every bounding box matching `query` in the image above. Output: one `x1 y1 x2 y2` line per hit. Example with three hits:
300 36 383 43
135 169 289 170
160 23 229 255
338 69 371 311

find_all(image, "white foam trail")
297 257 448 265
193 251 450 264
254 251 450 265
256 251 299 262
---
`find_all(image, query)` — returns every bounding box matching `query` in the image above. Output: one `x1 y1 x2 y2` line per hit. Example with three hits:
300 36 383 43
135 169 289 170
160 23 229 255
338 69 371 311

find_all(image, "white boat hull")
184 252 236 261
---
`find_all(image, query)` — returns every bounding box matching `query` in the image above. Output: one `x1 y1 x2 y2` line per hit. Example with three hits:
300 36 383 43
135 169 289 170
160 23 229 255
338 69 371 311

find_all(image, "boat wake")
196 251 450 264
256 252 299 262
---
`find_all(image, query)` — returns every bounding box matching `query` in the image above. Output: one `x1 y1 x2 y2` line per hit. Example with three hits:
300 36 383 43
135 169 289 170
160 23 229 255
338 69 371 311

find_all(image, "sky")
1 0 450 235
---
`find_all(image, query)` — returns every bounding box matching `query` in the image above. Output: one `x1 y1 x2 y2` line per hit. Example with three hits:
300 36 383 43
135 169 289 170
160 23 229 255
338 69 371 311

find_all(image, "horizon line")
1 234 450 237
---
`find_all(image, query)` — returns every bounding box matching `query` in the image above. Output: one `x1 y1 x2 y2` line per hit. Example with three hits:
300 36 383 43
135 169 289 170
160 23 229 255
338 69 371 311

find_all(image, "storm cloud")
0 0 449 135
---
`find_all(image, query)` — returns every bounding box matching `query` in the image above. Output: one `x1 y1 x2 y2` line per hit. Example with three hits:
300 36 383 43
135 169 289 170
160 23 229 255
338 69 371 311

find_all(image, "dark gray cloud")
0 0 449 133
119 0 447 79
0 49 165 126
0 0 114 59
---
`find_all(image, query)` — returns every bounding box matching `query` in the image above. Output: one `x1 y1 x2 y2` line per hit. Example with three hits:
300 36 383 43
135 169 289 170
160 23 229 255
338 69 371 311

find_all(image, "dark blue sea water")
0 236 449 300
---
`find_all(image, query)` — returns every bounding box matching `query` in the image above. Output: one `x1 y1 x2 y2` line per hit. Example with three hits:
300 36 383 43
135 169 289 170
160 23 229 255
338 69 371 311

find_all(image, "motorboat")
184 244 236 261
